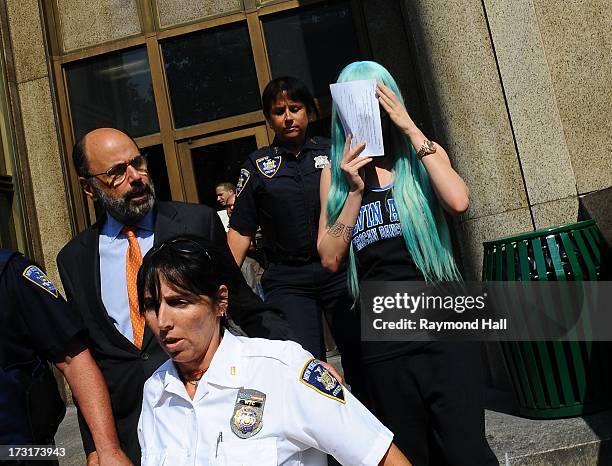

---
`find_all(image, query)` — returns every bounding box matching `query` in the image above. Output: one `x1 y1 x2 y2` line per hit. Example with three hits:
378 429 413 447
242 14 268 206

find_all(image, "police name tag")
256 155 282 178
22 265 59 298
300 358 345 403
314 155 329 169
231 388 266 439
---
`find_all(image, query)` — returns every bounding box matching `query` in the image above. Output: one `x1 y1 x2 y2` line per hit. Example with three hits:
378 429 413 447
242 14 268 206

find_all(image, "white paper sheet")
329 79 385 157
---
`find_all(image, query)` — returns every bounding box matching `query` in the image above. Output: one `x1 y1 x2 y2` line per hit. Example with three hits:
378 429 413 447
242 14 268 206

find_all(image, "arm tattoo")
327 221 345 238
343 225 353 244
327 221 354 244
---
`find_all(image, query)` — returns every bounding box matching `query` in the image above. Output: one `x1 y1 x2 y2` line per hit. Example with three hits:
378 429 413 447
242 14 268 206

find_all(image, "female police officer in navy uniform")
227 77 364 398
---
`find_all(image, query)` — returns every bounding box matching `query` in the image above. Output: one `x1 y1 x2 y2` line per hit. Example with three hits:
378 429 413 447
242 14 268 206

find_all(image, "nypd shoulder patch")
236 168 251 197
255 155 282 178
299 358 345 403
22 265 59 298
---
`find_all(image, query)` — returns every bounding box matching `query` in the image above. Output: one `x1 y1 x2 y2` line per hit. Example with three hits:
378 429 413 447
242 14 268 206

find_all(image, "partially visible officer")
0 248 131 465
215 181 235 208
228 76 365 399
215 182 236 232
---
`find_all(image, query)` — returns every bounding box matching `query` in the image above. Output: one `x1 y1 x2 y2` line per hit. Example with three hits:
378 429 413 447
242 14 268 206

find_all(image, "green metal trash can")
482 220 612 418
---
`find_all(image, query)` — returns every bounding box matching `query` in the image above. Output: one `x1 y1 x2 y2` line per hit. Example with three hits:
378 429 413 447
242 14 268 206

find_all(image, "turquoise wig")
327 61 461 299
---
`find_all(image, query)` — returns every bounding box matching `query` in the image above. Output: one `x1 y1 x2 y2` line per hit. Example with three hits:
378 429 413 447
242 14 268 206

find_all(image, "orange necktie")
123 226 145 349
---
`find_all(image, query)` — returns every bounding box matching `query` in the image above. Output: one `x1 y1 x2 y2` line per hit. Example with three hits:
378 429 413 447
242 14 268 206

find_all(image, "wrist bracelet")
416 139 437 159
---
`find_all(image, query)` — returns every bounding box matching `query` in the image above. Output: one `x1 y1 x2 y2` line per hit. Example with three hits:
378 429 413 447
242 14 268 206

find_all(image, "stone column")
528 0 612 244
402 0 612 274
4 0 72 285
402 0 533 280
482 0 578 230
401 0 612 400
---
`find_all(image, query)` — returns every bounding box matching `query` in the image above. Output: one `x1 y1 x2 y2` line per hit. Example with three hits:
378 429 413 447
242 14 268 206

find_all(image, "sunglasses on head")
148 238 213 262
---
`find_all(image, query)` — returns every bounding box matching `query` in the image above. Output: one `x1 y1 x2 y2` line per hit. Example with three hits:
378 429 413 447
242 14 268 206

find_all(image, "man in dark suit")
57 128 289 465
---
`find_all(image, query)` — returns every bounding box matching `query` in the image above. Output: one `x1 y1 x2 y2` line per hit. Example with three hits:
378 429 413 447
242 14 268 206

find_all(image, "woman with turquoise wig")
317 61 498 466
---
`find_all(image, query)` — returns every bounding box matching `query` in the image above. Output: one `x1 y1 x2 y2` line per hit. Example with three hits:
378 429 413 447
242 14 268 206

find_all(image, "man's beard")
92 179 156 225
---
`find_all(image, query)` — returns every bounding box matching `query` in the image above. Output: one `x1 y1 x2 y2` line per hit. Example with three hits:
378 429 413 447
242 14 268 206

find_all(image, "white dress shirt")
138 331 393 465
217 209 230 232
99 211 154 341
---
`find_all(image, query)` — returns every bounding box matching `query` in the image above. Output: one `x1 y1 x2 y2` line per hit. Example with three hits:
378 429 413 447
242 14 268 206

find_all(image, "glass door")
178 125 270 207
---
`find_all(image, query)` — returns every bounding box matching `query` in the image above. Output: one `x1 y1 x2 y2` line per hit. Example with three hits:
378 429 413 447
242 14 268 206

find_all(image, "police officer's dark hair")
72 128 140 178
261 76 319 120
137 235 239 326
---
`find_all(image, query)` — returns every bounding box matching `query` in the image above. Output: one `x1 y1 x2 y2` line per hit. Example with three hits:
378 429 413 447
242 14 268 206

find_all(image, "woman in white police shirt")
136 235 411 466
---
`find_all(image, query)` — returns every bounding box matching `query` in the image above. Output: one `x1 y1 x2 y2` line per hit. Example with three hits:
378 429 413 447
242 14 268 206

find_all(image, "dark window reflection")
191 136 258 207
0 187 17 249
263 1 361 99
144 145 172 202
162 22 261 128
65 47 159 140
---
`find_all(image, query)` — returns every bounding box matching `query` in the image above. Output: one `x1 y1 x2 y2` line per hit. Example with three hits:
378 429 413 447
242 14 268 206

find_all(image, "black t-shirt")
229 137 331 262
351 186 427 364
352 185 422 281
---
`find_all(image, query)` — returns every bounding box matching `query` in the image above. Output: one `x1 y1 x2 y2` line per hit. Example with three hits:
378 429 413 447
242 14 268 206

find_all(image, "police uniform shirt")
138 331 393 466
0 253 85 367
0 252 84 445
229 137 331 261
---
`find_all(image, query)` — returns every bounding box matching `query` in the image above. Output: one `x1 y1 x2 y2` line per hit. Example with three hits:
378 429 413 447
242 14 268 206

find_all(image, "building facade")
0 0 610 289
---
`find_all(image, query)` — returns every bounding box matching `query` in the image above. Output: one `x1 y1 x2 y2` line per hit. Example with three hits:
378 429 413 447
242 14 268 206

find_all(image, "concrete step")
486 408 612 466
55 407 85 465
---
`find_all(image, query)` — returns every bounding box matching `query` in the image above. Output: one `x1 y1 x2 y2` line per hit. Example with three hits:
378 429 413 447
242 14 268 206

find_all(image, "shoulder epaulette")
309 136 331 148
248 146 274 163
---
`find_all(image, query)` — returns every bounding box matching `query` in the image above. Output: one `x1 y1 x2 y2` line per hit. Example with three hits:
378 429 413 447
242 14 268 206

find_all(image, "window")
0 54 22 250
144 145 172 202
65 47 159 140
262 1 361 98
191 136 258 207
161 21 261 128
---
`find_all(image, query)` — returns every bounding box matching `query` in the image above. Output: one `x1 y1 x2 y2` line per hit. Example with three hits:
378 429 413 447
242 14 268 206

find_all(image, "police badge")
314 154 329 169
255 155 282 178
230 388 266 439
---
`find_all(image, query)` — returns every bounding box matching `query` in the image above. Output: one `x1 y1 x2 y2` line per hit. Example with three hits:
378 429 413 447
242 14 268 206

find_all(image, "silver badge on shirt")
314 154 329 169
231 388 266 439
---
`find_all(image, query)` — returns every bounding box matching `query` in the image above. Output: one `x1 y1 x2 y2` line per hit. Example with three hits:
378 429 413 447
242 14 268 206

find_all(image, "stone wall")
3 0 72 286
401 0 611 278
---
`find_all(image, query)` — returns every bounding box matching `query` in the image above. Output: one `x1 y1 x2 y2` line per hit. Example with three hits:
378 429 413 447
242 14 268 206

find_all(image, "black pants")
363 342 499 466
261 261 367 400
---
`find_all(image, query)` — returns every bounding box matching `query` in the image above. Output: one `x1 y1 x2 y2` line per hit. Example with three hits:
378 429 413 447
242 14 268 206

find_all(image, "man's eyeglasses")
86 154 148 187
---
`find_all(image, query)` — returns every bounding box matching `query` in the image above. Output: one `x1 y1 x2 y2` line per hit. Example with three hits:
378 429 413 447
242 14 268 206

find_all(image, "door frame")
177 125 270 203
